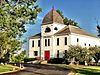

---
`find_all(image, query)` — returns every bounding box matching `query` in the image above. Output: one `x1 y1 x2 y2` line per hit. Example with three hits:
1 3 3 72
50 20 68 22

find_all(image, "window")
65 50 67 53
48 39 50 46
57 38 59 46
57 50 59 58
45 39 50 46
45 27 51 32
64 50 67 56
45 39 47 46
84 43 86 46
89 44 91 46
65 37 67 45
77 38 79 42
54 27 58 30
38 40 40 47
34 51 38 56
32 40 34 47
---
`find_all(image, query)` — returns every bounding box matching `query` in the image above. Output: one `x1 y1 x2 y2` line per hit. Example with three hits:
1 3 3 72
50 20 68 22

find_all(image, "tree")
97 25 100 37
0 0 42 62
56 9 64 18
64 45 87 64
88 46 100 63
63 17 79 27
56 10 79 27
14 50 26 63
64 45 100 65
64 45 94 64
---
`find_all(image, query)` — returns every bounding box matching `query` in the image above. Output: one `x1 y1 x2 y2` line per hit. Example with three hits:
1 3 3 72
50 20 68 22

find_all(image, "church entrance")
44 51 50 60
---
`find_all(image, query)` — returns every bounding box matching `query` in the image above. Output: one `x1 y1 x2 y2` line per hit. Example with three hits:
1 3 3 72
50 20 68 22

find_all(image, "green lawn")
0 64 19 72
74 65 100 75
48 64 100 75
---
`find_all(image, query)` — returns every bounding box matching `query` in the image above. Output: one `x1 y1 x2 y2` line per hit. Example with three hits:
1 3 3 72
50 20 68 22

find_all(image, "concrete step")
41 60 47 64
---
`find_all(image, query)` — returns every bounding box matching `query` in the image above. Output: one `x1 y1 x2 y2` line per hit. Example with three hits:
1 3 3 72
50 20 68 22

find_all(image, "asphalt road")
3 64 70 75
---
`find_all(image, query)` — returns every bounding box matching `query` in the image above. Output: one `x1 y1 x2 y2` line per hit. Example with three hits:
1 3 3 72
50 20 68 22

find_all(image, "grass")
73 65 100 75
0 64 19 72
48 64 100 75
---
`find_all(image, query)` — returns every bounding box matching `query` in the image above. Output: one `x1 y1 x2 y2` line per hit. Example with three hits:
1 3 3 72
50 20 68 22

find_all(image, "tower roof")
42 7 64 25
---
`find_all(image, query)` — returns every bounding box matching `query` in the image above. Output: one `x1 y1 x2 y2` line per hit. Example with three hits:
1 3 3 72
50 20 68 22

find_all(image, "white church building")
29 8 100 60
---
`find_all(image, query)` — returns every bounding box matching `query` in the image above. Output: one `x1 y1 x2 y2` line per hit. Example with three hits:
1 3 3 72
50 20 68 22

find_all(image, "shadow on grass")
76 67 100 75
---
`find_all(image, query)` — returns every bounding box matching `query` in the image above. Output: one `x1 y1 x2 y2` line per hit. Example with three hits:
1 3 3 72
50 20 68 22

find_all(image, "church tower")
40 7 66 60
41 7 66 37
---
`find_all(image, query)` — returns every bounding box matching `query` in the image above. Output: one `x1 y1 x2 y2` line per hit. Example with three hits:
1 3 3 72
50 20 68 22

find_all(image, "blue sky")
23 0 100 50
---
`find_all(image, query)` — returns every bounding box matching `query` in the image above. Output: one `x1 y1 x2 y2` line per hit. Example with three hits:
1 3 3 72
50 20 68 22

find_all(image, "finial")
52 6 54 11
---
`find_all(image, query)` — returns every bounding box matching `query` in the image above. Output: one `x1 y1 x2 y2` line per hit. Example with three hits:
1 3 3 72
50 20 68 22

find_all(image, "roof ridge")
69 25 96 37
29 33 41 39
54 25 96 37
54 26 70 35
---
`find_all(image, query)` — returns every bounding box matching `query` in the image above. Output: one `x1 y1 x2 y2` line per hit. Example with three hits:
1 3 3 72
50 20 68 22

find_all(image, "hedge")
48 58 64 64
24 58 36 62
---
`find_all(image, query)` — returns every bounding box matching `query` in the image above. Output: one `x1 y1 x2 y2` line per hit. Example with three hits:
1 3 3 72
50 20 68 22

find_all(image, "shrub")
79 62 85 65
24 58 36 62
0 58 5 63
48 58 64 64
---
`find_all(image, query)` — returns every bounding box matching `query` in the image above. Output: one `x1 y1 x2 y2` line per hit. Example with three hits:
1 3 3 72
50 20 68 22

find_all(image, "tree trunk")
85 61 88 66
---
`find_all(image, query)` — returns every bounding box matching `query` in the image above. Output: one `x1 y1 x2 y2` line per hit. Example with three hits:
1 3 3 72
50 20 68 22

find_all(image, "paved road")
3 64 70 75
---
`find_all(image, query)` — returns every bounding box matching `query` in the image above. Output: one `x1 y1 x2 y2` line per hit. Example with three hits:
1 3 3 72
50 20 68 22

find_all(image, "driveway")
3 64 70 75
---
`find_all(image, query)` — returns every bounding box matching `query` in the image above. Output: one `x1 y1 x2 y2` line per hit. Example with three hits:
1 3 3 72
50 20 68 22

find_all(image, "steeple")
42 7 64 25
52 6 54 21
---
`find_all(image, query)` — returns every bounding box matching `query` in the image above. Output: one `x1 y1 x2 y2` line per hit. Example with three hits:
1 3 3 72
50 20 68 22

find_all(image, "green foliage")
24 58 36 62
74 66 100 75
88 46 100 63
0 65 18 72
12 50 26 63
56 10 79 27
56 9 64 18
64 45 100 64
63 17 79 27
0 0 42 62
64 45 88 63
0 32 21 60
97 25 100 37
48 58 64 64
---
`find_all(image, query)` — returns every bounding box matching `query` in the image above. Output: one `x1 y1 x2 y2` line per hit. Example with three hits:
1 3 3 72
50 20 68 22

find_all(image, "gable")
54 25 96 37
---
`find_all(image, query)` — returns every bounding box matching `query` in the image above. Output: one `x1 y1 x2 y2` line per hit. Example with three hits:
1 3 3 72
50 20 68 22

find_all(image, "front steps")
31 60 47 64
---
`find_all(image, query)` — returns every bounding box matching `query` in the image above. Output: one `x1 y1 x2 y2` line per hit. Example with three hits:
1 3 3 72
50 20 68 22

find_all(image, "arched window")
45 27 51 32
54 27 58 30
